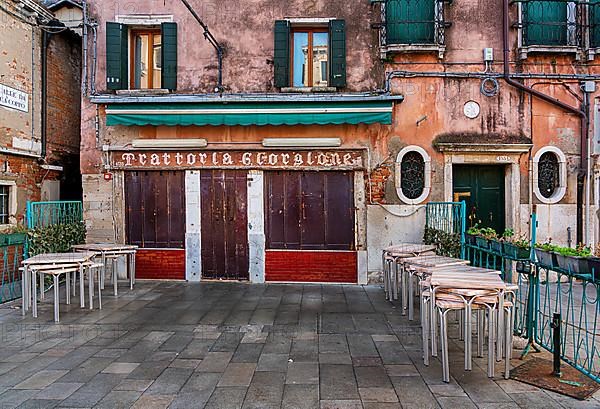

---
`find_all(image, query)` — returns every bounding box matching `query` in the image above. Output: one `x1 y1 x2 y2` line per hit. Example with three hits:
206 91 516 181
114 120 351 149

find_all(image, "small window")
401 151 426 199
533 146 567 204
292 29 329 87
0 185 8 225
395 146 431 205
131 30 162 89
385 0 436 44
538 151 560 199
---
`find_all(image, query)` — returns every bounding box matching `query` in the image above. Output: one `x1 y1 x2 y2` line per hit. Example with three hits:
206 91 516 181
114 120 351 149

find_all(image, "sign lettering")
0 84 29 113
110 150 364 170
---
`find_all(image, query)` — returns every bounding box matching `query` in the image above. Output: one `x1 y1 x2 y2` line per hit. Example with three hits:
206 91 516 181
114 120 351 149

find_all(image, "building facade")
0 0 82 228
81 0 599 283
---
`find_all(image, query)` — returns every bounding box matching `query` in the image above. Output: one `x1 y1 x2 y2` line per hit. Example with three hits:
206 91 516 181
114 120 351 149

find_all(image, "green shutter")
592 1 600 47
106 22 128 90
274 20 290 88
386 0 435 44
329 19 346 88
525 1 567 46
161 22 178 91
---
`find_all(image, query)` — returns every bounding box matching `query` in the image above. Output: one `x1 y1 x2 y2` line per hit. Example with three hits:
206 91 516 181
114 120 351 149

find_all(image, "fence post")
460 201 466 260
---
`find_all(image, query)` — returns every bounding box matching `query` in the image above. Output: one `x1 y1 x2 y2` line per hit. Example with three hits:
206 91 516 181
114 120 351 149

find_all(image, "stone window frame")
395 145 431 205
0 181 18 227
533 146 567 204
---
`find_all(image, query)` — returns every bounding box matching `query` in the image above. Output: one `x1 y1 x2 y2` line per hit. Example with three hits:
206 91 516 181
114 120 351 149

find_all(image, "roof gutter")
502 0 589 244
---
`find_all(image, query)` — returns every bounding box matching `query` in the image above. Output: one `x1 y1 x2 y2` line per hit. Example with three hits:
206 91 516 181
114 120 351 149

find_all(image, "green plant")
27 222 86 256
423 227 461 258
502 228 515 240
535 241 557 252
479 227 498 240
466 225 480 236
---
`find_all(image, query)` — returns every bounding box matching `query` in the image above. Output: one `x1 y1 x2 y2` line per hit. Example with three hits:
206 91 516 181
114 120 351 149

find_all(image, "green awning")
105 101 393 127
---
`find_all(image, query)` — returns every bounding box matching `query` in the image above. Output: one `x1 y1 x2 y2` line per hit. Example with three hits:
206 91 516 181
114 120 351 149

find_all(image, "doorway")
200 170 249 280
453 165 506 233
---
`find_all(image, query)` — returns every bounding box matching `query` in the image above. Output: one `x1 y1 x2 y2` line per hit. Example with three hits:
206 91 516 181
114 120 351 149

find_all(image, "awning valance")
105 101 394 127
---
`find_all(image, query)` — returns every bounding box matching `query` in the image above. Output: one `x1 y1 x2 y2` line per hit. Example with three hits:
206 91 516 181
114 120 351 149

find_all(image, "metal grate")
380 0 447 46
400 151 426 200
538 151 560 199
519 0 582 47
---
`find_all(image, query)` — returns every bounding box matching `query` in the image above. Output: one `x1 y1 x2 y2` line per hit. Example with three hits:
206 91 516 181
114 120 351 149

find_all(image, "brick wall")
135 249 186 280
369 164 393 204
265 251 357 283
46 30 82 200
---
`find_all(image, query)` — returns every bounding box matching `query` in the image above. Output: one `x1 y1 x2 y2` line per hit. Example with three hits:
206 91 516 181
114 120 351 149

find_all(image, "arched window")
538 151 560 199
533 146 567 204
395 146 431 204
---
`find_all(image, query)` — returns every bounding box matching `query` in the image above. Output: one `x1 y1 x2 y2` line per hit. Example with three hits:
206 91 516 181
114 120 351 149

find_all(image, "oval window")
400 151 426 200
538 151 560 199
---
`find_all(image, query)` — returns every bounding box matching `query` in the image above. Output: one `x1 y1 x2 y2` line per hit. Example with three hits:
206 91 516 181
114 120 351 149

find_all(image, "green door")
453 165 505 234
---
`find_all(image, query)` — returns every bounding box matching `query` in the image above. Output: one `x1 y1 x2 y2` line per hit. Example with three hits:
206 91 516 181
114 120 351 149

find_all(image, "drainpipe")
502 0 588 244
41 29 49 160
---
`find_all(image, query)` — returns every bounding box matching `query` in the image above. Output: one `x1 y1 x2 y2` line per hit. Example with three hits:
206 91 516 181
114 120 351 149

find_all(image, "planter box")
0 233 27 246
535 248 556 268
490 240 503 253
503 242 531 260
566 256 590 275
587 257 600 282
475 237 490 249
465 234 477 245
554 253 569 271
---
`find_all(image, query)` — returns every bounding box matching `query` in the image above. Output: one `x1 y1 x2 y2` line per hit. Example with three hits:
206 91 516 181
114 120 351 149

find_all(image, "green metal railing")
26 201 83 229
464 212 600 383
0 234 26 303
424 202 466 258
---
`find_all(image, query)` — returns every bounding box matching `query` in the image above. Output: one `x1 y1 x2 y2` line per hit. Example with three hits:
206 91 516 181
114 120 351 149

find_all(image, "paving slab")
218 363 256 387
282 384 319 409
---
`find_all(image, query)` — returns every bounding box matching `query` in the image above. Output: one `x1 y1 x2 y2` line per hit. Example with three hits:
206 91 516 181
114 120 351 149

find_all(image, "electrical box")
483 48 494 62
583 81 596 93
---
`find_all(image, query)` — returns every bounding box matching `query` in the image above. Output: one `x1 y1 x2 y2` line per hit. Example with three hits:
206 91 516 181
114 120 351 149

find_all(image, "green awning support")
105 101 394 127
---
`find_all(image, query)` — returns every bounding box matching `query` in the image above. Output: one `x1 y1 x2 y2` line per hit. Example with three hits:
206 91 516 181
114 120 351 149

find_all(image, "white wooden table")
72 243 138 295
22 251 98 318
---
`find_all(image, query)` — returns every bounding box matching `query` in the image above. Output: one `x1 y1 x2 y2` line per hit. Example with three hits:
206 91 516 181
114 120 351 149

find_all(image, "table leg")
113 258 118 297
408 270 414 321
66 272 70 305
496 293 505 362
100 252 106 290
97 268 102 309
79 264 85 308
72 268 76 297
129 253 133 290
32 269 37 318
132 251 136 286
22 265 28 315
53 275 59 322
40 273 44 300
89 267 93 310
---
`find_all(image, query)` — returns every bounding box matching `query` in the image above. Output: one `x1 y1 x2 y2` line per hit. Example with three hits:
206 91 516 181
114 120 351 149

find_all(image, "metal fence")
424 202 466 258
0 234 26 303
26 201 83 229
464 213 600 383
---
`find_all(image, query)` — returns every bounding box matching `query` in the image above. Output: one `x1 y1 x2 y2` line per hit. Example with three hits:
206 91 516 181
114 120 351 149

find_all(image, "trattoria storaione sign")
109 150 365 170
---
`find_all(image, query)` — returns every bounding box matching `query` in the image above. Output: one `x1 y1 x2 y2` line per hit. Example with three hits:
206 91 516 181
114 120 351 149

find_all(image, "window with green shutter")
273 19 346 89
106 22 178 91
522 1 575 46
589 1 600 47
385 0 436 44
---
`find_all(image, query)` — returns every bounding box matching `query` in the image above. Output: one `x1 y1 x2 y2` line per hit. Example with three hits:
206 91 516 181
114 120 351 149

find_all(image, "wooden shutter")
525 1 567 46
161 22 178 90
106 22 128 90
274 20 291 88
328 19 347 88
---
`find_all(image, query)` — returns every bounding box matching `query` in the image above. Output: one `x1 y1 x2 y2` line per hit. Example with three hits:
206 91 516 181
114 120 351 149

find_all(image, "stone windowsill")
380 44 446 59
518 45 581 60
280 87 338 93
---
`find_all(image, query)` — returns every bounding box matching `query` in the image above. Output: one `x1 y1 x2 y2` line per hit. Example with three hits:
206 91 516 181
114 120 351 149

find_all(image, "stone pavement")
0 281 597 408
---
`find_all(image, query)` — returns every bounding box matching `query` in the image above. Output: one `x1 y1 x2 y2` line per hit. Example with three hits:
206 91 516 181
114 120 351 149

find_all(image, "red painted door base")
135 249 186 280
265 250 357 283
